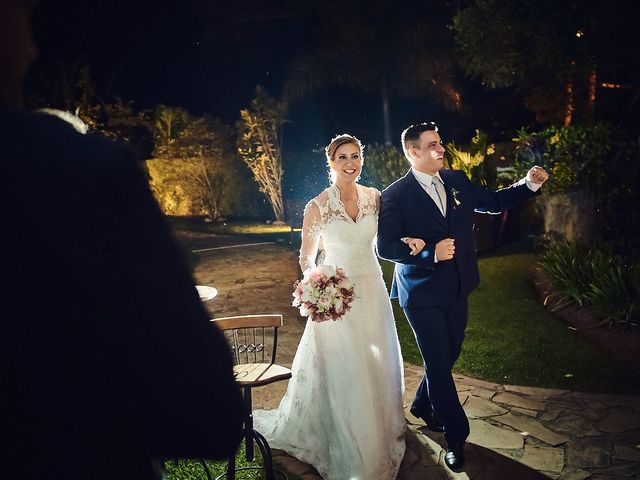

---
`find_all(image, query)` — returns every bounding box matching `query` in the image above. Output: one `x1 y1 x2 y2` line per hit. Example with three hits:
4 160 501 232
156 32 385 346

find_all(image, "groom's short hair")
401 122 438 160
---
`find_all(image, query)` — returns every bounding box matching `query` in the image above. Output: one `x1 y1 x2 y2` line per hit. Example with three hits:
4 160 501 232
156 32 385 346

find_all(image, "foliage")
452 0 640 125
380 252 638 393
513 124 639 253
537 241 594 309
151 105 241 220
364 144 408 189
87 98 154 160
27 62 154 160
592 135 640 258
237 87 288 222
168 219 293 236
163 440 303 480
539 241 640 329
446 129 498 187
445 129 517 189
27 62 96 114
446 142 485 182
512 123 612 193
153 105 195 147
586 261 640 329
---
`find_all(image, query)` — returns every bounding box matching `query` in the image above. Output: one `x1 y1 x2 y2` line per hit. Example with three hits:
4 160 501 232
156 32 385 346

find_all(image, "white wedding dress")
254 183 406 480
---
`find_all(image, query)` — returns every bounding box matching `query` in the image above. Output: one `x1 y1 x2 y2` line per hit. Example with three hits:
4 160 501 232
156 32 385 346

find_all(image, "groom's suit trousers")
404 297 470 446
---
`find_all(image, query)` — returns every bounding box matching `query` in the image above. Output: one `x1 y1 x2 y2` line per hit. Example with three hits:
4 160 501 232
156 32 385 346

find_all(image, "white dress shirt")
411 168 447 216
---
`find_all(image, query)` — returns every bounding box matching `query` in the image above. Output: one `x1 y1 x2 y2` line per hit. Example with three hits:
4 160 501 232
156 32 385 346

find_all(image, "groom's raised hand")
528 166 550 185
436 238 455 261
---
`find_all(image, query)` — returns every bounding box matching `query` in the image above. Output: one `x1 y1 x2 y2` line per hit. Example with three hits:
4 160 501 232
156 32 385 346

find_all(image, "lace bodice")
299 183 380 275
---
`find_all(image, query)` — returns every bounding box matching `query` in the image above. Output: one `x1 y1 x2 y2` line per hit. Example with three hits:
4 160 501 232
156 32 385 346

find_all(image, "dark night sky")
27 0 640 153
28 0 509 154
31 1 297 118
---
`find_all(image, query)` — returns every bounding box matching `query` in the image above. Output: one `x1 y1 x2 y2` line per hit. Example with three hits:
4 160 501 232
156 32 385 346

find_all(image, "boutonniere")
451 188 462 208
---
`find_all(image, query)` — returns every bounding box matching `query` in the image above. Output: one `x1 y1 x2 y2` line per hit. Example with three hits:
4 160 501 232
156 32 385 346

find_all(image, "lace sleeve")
299 200 323 275
373 187 381 213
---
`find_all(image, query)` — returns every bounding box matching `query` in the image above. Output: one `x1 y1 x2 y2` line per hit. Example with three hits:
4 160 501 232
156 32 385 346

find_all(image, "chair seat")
233 363 292 387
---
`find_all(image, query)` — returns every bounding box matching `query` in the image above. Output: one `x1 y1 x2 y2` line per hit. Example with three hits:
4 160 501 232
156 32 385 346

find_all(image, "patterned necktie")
432 176 447 217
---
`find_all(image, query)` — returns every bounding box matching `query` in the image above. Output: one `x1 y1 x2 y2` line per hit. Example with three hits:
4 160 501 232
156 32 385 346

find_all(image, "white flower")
300 287 314 303
317 264 336 278
323 284 338 297
333 297 344 313
317 295 332 311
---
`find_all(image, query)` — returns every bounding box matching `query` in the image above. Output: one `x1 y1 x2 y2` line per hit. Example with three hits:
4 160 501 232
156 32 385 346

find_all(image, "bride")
254 134 406 479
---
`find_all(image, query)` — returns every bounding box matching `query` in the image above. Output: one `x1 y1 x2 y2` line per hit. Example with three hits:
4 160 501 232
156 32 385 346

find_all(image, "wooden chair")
212 314 292 480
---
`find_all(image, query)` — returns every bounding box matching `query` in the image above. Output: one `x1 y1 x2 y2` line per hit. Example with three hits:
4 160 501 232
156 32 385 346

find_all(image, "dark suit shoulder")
382 169 412 196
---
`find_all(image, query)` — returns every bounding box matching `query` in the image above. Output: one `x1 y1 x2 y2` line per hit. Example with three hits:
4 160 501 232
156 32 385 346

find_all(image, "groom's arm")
471 168 545 214
377 188 437 269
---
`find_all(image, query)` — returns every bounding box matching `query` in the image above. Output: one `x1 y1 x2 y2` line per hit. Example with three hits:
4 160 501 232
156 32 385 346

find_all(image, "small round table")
195 285 218 302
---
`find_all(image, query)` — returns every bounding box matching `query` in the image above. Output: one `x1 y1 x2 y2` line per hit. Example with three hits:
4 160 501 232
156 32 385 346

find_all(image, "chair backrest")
212 314 283 366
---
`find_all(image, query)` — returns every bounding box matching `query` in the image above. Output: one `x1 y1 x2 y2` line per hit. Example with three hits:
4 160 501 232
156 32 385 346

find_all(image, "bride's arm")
299 201 323 275
374 187 381 211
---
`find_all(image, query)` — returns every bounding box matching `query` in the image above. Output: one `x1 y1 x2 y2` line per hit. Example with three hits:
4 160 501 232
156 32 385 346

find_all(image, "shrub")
538 241 593 309
539 241 640 329
364 144 408 190
586 256 640 328
512 124 612 193
446 129 518 190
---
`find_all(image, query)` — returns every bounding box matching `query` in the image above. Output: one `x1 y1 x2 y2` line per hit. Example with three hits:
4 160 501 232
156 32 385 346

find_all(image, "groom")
377 122 548 471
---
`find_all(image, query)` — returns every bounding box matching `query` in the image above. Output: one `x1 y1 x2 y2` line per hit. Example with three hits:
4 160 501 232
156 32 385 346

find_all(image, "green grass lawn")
169 217 293 235
381 250 640 394
165 444 301 480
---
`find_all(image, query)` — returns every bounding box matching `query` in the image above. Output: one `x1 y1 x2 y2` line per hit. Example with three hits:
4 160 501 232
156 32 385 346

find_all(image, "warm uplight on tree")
600 82 624 89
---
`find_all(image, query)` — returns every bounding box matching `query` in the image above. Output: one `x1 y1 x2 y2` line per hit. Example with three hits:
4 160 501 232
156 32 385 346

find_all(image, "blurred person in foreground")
0 1 243 478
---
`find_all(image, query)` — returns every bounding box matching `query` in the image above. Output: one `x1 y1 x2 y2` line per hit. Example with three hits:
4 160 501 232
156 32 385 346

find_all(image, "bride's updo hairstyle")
325 133 364 183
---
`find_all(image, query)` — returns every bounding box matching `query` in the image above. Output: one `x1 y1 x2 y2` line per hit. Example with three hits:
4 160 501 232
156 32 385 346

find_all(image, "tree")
26 62 153 159
152 106 239 220
284 0 461 145
452 0 640 126
363 145 408 190
90 98 154 160
237 87 288 222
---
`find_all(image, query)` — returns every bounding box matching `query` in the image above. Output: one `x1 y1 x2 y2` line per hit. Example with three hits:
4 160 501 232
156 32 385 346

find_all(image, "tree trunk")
564 80 574 127
381 83 392 146
564 61 575 127
587 68 597 122
270 191 285 222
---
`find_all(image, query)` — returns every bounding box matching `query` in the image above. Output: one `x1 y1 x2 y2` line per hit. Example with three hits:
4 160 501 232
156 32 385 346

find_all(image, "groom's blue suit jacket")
377 169 539 308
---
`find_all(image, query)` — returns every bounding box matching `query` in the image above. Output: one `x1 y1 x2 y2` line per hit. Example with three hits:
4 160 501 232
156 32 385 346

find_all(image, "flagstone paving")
185 235 640 480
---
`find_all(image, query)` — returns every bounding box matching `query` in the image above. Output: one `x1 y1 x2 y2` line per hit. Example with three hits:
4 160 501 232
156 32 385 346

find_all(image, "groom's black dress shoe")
444 445 465 472
409 406 445 433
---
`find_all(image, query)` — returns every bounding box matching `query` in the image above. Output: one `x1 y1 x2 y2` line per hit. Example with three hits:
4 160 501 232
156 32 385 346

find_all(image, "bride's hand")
404 237 426 256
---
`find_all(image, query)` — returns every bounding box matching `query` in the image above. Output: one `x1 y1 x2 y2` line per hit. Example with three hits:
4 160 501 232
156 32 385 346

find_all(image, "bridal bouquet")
292 265 356 322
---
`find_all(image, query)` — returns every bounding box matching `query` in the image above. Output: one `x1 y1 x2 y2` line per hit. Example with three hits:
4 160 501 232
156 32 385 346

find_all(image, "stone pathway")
186 235 640 480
